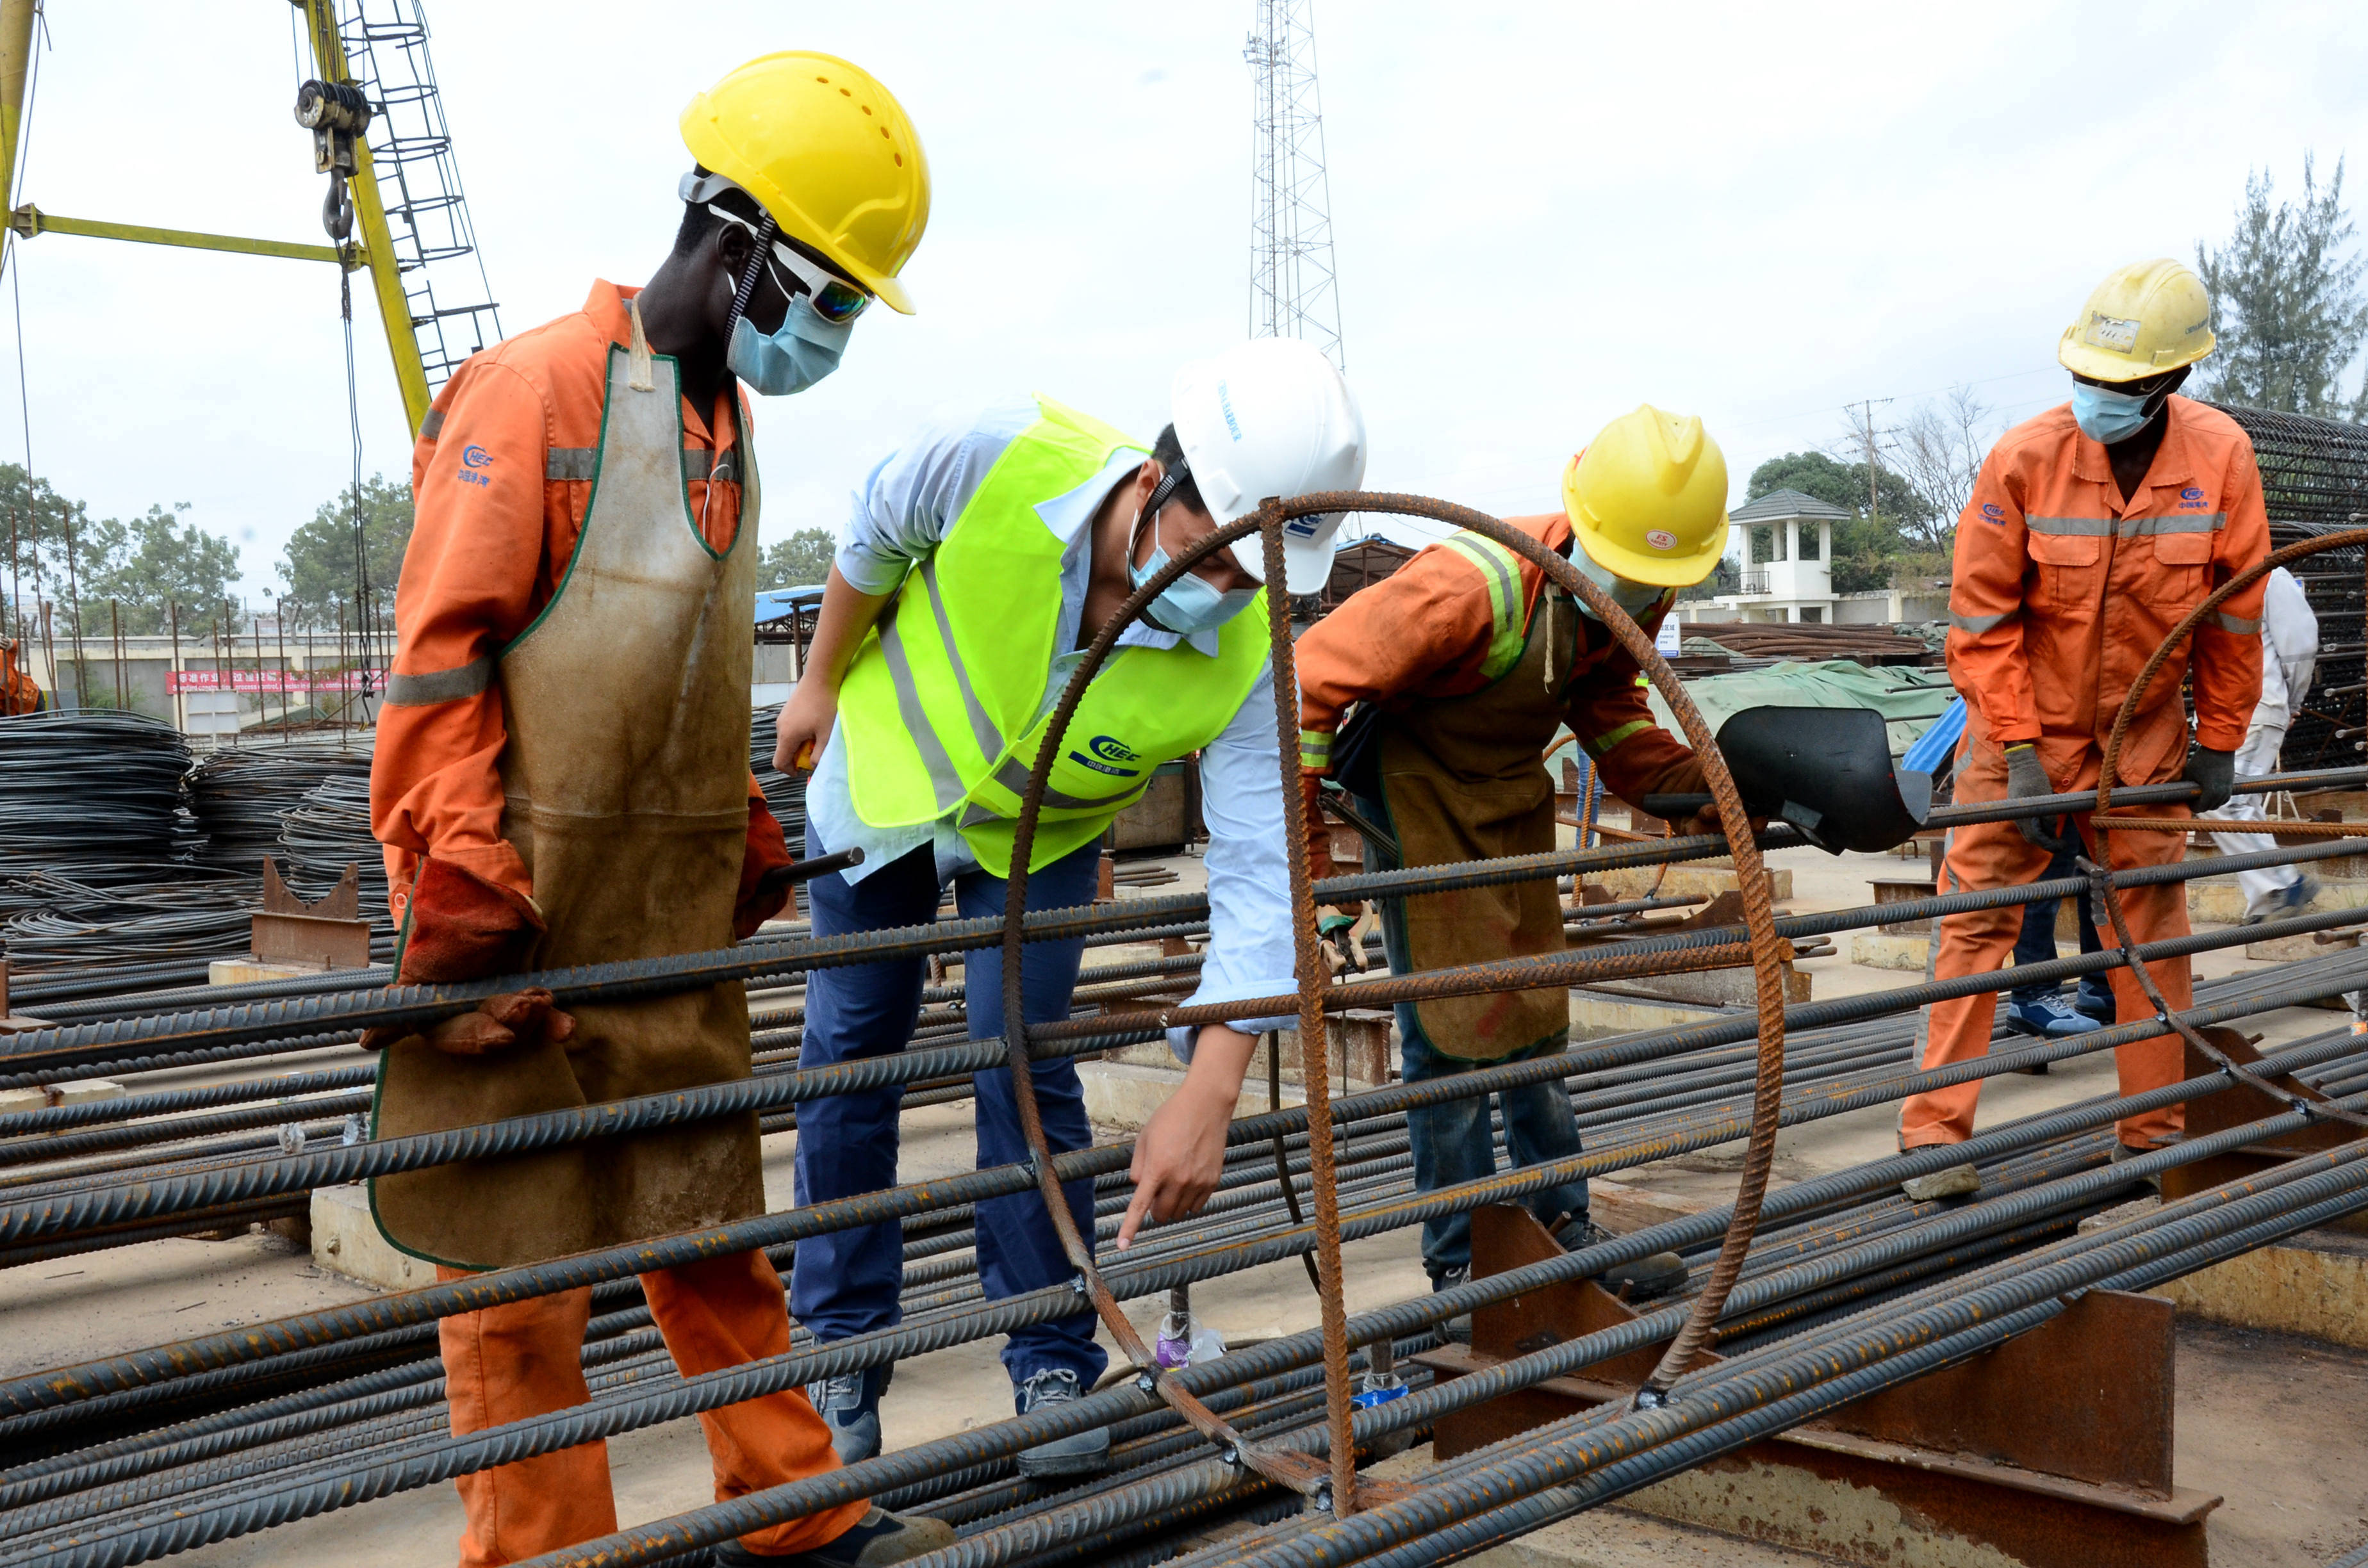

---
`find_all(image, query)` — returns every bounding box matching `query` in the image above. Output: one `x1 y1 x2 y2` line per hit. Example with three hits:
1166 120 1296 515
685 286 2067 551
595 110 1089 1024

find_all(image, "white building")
1680 488 1948 626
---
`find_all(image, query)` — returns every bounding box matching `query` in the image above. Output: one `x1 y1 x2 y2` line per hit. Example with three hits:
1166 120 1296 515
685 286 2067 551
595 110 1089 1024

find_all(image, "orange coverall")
1294 510 1704 874
1901 397 2268 1151
377 281 855 1565
0 639 39 714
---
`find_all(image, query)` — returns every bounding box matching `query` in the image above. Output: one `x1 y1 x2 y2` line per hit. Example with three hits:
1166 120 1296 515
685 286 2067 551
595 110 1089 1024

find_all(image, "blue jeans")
789 833 1106 1388
2009 837 2112 1012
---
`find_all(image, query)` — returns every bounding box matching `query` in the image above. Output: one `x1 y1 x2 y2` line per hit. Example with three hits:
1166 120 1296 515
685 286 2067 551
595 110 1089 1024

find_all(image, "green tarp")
1645 658 1959 759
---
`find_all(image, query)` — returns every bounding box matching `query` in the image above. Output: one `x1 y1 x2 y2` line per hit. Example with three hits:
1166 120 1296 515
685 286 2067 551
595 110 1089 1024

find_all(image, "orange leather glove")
363 858 577 1056
734 797 796 940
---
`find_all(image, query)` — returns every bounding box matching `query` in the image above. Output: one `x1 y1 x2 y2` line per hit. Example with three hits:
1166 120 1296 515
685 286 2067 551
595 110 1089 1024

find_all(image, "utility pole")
1846 398 1896 520
1244 2 1345 366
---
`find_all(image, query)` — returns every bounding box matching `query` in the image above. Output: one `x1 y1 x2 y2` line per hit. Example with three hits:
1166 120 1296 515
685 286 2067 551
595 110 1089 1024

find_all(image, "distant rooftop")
1731 487 1854 524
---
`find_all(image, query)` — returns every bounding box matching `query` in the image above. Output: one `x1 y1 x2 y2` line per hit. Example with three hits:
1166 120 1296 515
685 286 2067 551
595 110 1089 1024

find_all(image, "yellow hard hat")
1561 405 1731 589
681 53 930 315
2057 259 2215 383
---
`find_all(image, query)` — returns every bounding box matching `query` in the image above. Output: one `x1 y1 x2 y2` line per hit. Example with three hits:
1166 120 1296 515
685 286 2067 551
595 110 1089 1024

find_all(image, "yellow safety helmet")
2057 259 2215 383
681 53 930 315
1561 405 1730 588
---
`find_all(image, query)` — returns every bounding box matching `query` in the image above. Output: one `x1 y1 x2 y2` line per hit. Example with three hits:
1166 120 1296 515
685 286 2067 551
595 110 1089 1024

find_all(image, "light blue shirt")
806 399 1298 1054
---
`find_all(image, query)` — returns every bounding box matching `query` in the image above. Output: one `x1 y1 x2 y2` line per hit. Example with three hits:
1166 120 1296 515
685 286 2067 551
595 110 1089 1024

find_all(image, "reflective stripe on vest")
837 395 1270 876
1436 533 1529 680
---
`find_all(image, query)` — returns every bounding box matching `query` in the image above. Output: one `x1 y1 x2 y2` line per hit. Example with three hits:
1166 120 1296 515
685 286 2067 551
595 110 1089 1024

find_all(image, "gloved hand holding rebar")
2183 744 2237 814
359 858 580 1055
2004 743 2066 852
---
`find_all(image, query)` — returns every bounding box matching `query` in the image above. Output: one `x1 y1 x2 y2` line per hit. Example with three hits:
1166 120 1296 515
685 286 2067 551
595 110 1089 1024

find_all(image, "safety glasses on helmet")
704 205 871 325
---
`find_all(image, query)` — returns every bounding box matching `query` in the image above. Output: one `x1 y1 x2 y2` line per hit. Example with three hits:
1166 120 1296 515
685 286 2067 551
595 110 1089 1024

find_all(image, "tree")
2192 154 2368 418
1745 450 1928 595
279 473 413 628
757 527 837 589
1678 553 1738 602
1892 384 1997 555
86 504 243 634
0 464 86 639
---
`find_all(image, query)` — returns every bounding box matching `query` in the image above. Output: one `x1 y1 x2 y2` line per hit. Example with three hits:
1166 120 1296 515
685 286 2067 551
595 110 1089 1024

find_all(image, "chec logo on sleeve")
1645 528 1677 551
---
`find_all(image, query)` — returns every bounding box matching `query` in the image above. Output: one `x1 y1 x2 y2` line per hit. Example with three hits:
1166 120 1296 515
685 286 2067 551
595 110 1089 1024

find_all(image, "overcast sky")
3 1 2364 603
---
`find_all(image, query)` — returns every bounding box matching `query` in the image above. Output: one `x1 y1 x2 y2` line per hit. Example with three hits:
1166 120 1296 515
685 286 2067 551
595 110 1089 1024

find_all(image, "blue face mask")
1130 507 1258 635
727 307 851 397
2071 380 2158 446
1568 550 1670 623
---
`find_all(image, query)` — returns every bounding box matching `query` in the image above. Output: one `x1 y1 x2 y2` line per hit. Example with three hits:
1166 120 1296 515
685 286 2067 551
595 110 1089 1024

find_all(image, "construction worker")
0 634 40 714
366 56 950 1568
1900 259 2269 1172
773 338 1364 1474
2204 564 2321 921
1292 405 1731 1316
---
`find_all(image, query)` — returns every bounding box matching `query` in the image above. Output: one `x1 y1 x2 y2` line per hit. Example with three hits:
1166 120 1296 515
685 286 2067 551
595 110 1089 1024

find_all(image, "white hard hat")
1170 338 1367 595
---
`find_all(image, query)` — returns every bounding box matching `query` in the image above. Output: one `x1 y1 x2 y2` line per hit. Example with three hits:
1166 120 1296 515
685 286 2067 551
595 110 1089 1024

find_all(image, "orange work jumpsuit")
1901 397 2268 1151
374 281 857 1566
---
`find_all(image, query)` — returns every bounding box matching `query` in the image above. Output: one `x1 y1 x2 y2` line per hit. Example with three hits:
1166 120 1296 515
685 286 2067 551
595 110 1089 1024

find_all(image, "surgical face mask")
1129 505 1258 635
2071 379 2162 446
727 307 851 398
1568 549 1670 623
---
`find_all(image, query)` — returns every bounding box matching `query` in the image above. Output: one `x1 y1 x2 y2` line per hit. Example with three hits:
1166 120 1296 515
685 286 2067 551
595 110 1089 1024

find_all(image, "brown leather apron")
372 322 765 1269
1375 586 1577 1060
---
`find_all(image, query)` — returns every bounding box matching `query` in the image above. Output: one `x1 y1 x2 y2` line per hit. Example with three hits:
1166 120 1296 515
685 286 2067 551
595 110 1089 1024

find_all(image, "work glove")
2183 745 2237 815
361 857 577 1055
1319 904 1381 976
2004 744 2066 852
734 797 797 939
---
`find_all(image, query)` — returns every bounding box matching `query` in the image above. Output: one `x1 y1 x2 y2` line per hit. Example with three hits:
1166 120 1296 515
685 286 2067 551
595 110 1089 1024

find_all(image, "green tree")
86 503 243 634
757 527 836 589
279 473 413 627
1745 450 1931 594
2192 154 2368 418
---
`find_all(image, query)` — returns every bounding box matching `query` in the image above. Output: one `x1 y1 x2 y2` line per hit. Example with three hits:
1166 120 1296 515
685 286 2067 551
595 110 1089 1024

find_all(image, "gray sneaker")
1013 1368 1110 1478
1559 1217 1688 1302
717 1506 954 1568
805 1366 887 1466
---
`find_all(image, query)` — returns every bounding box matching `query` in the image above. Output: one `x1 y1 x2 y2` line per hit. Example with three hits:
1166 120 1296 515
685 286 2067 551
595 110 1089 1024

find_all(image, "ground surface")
8 840 2365 1567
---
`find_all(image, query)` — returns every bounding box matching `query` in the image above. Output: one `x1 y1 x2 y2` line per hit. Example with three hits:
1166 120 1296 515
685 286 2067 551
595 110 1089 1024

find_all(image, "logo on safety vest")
1645 529 1677 551
1069 733 1144 780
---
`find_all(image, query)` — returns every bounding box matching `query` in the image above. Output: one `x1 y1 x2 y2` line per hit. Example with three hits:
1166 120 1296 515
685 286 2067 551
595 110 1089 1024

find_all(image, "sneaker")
1431 1264 1473 1343
1558 1216 1688 1302
2071 983 2116 1024
1013 1368 1110 1478
716 1506 955 1568
2005 993 2101 1038
805 1366 889 1466
2244 876 2321 926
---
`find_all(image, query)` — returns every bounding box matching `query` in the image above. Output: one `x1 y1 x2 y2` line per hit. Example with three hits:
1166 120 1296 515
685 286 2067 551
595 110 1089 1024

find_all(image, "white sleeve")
835 402 1033 594
1167 657 1303 1061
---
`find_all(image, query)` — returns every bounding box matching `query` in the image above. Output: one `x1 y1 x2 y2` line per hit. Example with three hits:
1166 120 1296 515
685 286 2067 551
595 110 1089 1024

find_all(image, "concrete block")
2149 1227 2368 1349
211 958 331 986
1848 933 1929 972
2187 874 2368 927
310 1183 438 1292
1568 990 1723 1042
0 1088 44 1115
1590 963 1809 1009
1586 1178 1706 1234
51 1079 124 1106
1272 1009 1394 1089
2246 929 2356 962
1595 863 1792 906
1079 1060 1304 1132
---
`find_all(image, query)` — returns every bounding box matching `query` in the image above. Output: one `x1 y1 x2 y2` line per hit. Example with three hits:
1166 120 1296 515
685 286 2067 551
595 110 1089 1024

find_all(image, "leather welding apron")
371 333 764 1269
1374 587 1577 1060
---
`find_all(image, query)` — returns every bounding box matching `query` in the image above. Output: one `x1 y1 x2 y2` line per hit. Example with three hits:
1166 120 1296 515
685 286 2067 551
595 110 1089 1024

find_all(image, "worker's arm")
371 359 554 923
1292 538 1508 893
770 566 894 772
1121 657 1299 1246
1945 451 2040 747
1565 596 1709 808
2188 441 2271 753
773 402 1033 774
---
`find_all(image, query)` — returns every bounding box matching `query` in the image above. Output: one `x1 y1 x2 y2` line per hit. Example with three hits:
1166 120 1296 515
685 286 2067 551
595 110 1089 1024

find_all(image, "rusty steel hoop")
2091 527 2368 1132
989 487 1791 1517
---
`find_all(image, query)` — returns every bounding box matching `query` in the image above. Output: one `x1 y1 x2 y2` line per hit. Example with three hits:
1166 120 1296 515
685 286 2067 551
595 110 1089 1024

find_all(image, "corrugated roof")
1731 487 1854 523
